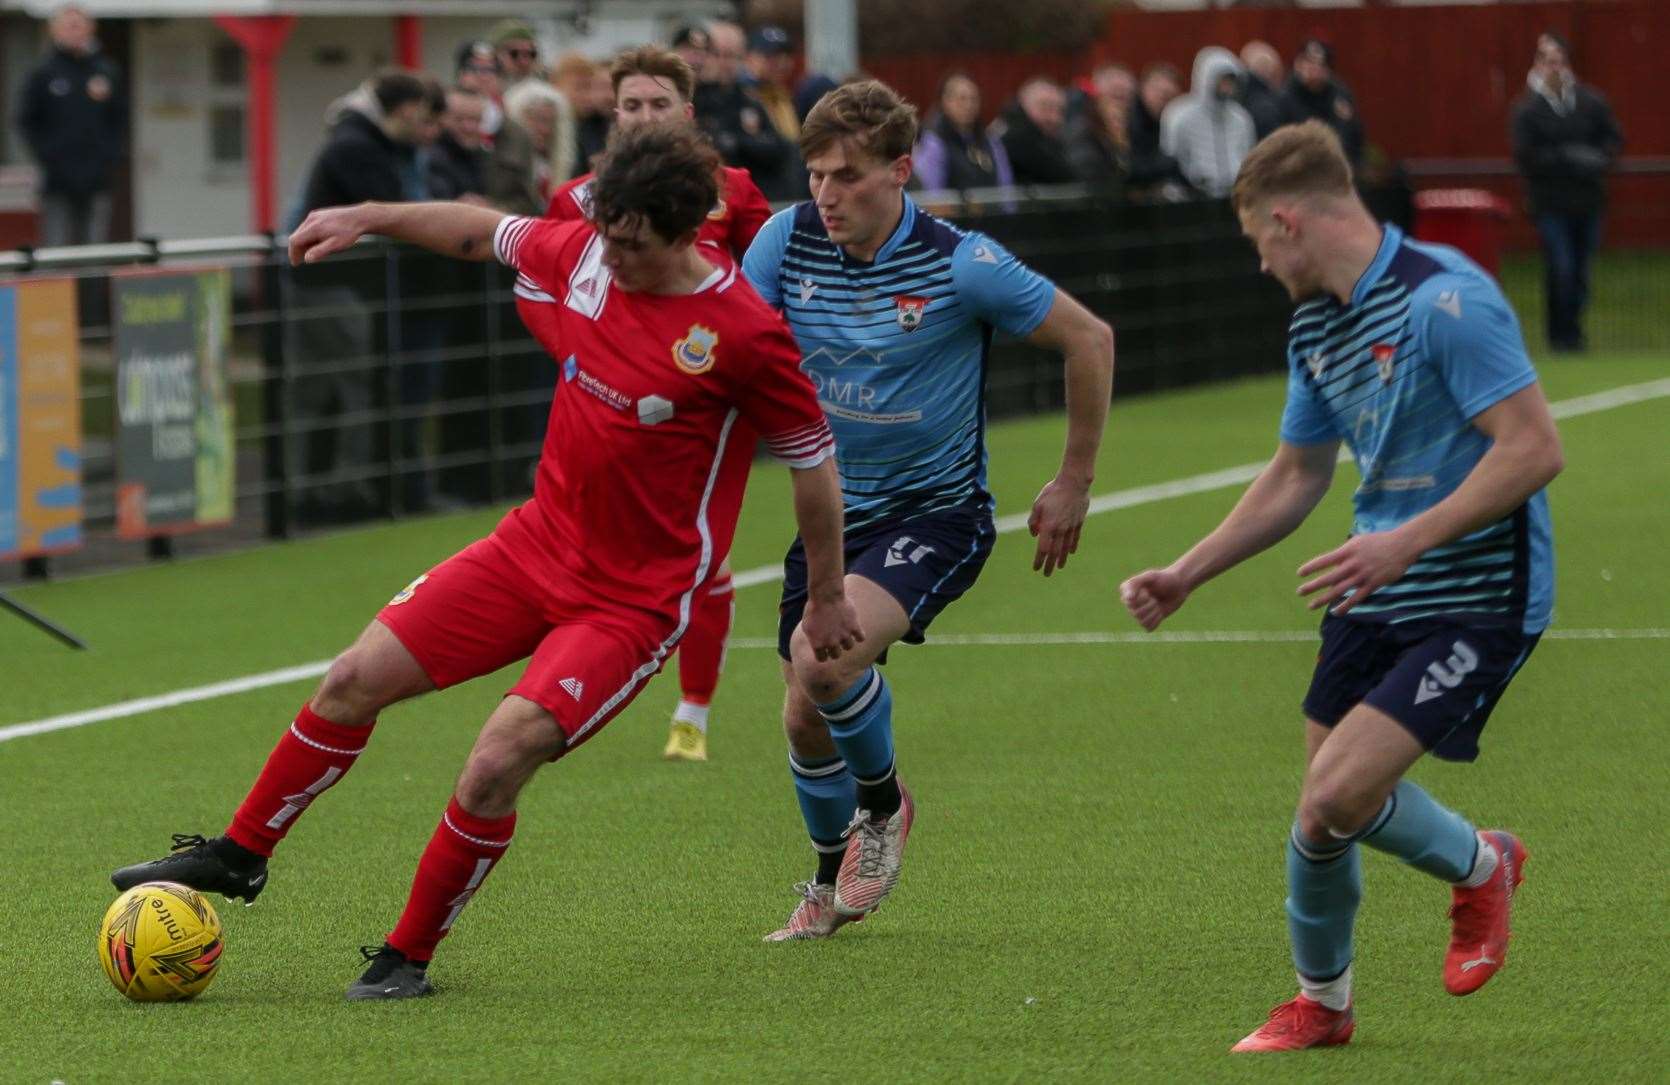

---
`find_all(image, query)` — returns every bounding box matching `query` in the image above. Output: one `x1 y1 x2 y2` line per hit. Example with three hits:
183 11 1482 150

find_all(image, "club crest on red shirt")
673 324 719 373
895 295 929 332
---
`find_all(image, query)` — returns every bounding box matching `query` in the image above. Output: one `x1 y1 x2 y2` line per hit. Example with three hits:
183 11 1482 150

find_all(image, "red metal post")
213 16 298 234
395 15 424 70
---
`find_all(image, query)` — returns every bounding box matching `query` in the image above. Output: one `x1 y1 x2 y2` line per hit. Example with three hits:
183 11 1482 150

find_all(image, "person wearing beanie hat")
492 20 542 85
1280 38 1364 165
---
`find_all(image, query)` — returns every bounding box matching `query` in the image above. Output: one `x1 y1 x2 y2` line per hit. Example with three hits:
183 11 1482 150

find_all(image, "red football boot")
1231 994 1356 1053
1445 830 1528 995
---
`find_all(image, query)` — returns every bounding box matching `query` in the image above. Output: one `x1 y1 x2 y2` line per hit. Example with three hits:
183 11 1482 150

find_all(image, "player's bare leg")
768 576 914 938
666 556 734 762
111 621 435 904
350 694 566 1000
1236 705 1521 1051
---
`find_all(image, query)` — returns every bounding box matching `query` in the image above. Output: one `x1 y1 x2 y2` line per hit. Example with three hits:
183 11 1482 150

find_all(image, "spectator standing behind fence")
1066 66 1132 192
15 4 125 247
492 21 543 86
455 41 542 215
428 88 490 201
1161 47 1255 200
552 53 611 171
289 71 437 521
992 78 1076 186
693 21 794 198
1281 40 1363 166
300 71 433 218
504 80 576 204
1238 41 1286 142
1512 32 1623 354
1127 63 1187 196
914 72 1013 192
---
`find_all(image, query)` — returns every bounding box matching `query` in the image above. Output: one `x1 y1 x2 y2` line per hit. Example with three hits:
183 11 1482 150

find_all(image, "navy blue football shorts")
778 502 996 662
1303 612 1542 762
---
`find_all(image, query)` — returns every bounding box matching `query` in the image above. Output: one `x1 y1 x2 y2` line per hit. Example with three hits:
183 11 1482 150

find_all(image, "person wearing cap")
1512 32 1623 352
1281 39 1363 165
455 40 542 215
492 20 542 86
670 24 711 78
693 20 795 201
746 25 800 141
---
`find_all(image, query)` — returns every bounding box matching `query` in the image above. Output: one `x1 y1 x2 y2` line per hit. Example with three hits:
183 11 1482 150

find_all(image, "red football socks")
677 574 734 703
226 703 375 857
387 797 517 962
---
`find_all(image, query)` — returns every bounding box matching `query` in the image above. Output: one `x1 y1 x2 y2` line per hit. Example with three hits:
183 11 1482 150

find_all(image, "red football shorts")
376 530 679 753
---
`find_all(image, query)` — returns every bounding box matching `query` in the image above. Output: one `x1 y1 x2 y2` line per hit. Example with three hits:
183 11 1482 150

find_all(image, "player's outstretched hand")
802 593 865 662
1120 568 1189 631
1297 530 1417 614
288 205 375 266
1028 476 1091 577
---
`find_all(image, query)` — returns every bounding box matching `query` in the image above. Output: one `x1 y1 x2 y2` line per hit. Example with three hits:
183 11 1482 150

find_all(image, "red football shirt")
544 165 772 258
492 215 833 617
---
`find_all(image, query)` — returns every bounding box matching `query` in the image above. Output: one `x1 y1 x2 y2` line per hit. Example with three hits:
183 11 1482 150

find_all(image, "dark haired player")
112 124 860 1000
545 44 772 762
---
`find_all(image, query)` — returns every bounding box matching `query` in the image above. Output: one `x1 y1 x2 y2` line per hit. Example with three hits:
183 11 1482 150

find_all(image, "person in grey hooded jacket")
1160 47 1256 199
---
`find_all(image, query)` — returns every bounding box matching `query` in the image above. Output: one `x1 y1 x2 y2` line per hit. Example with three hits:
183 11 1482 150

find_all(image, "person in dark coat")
1512 32 1624 352
991 78 1075 186
692 20 794 198
1127 63 1187 194
15 5 126 246
1238 40 1286 142
1280 40 1364 166
428 88 489 201
298 71 433 218
913 72 1014 191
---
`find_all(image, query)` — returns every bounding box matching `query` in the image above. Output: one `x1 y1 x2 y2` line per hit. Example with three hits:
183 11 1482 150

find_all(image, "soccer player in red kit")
548 47 771 761
111 124 861 1001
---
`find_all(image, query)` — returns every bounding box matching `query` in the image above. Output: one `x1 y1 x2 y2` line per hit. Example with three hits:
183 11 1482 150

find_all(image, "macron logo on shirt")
1435 290 1463 319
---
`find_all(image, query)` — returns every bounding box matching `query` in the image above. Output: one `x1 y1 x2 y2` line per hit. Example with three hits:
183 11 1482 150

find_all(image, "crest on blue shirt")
894 295 929 332
1372 343 1396 385
672 324 719 374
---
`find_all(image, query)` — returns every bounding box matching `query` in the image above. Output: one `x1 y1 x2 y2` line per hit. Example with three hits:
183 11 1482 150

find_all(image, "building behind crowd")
0 0 728 244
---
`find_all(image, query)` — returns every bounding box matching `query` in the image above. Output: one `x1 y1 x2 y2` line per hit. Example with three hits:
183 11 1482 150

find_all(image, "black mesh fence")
1 189 1659 582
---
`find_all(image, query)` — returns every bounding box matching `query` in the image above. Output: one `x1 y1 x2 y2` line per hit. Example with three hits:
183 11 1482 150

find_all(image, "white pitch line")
5 379 1667 745
4 628 1664 745
724 628 1670 650
735 377 1670 589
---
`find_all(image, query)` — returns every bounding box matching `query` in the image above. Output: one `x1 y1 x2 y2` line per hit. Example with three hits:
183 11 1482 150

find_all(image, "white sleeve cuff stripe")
494 216 534 266
770 421 830 441
772 446 835 470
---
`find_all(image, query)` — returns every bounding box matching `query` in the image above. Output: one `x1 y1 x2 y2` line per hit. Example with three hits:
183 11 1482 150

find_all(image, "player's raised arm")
1121 439 1338 631
1023 290 1116 576
288 200 507 266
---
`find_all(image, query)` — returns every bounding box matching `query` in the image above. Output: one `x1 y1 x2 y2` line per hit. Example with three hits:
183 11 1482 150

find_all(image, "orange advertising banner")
0 278 82 559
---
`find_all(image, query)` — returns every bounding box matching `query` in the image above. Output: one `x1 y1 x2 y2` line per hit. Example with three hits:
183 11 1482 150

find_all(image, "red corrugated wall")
863 1 1667 247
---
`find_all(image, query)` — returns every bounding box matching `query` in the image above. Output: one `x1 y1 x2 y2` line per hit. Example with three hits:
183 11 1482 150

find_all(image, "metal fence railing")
1 185 1658 582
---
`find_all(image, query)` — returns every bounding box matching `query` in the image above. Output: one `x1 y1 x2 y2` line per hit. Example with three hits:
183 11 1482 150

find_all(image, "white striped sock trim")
288 721 367 757
812 840 848 854
851 768 895 787
1290 828 1352 863
789 755 849 779
819 670 881 724
442 812 513 849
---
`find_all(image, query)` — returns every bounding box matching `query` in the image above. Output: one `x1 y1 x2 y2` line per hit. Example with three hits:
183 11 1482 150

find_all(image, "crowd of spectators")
913 36 1370 205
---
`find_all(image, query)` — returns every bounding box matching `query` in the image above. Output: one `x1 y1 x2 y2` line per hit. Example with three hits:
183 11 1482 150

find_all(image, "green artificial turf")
0 352 1665 1082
